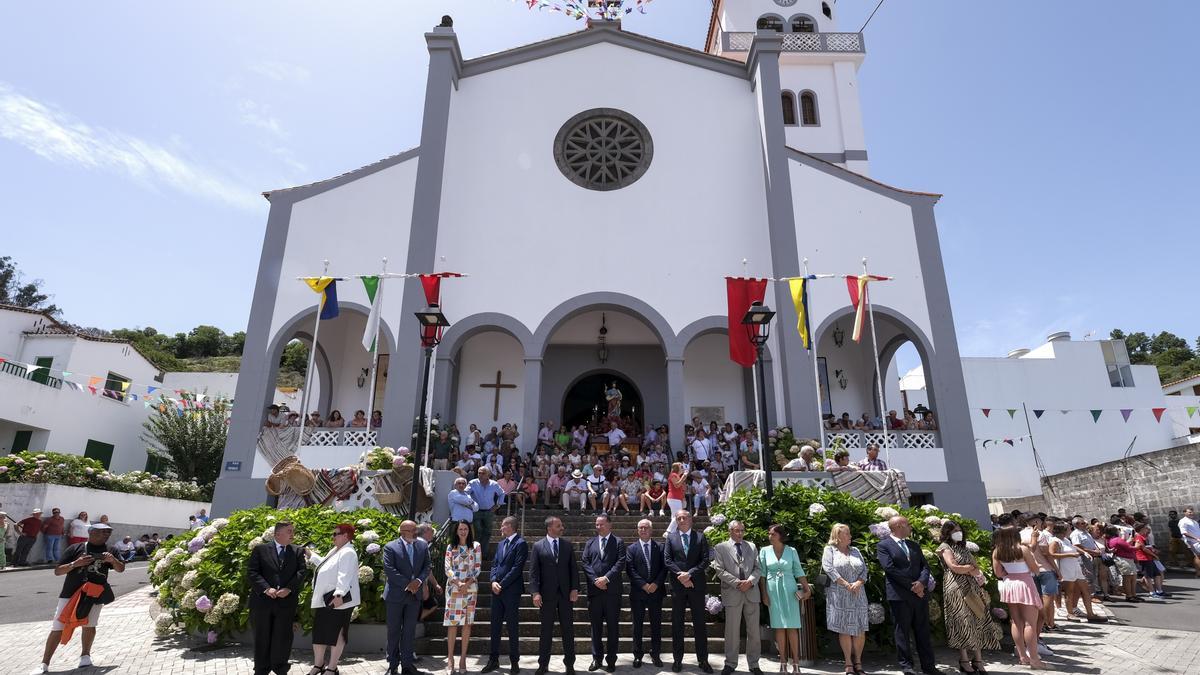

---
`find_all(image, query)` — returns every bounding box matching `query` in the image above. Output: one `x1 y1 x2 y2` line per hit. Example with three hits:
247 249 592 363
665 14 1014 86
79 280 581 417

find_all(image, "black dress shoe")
565 668 576 675
605 666 616 673
510 664 521 675
632 657 643 668
751 668 764 675
922 669 941 675
652 657 663 668
672 663 682 673
589 660 602 672
699 662 714 674
482 661 500 674
534 668 547 675
721 666 735 675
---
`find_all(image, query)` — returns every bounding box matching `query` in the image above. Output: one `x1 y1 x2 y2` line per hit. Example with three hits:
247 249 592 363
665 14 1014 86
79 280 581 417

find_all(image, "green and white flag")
361 276 383 352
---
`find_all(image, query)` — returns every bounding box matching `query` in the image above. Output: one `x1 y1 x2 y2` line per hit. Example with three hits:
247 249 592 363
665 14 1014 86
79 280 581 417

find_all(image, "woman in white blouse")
304 524 361 675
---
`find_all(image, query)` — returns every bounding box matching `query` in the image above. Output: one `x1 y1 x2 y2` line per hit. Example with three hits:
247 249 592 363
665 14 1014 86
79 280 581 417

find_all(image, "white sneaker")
79 655 93 667
30 664 48 674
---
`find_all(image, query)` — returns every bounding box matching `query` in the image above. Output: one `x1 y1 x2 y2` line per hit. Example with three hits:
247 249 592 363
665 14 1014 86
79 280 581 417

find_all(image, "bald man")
383 520 430 675
876 516 936 675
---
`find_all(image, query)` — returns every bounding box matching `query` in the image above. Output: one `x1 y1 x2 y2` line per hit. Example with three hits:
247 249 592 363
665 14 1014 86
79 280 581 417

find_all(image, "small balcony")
718 31 866 59
1 359 62 389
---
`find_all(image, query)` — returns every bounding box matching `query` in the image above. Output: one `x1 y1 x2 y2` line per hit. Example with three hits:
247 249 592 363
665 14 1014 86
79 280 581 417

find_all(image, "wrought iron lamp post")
742 300 776 499
409 303 450 517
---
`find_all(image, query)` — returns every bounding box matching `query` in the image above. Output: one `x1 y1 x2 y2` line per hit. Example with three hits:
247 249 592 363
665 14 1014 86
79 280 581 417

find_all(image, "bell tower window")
799 91 819 126
791 15 817 33
756 15 784 32
822 2 833 19
781 92 798 126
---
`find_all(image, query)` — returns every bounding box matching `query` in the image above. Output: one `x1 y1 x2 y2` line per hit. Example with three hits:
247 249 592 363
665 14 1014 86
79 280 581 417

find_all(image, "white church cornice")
262 146 419 203
786 146 941 204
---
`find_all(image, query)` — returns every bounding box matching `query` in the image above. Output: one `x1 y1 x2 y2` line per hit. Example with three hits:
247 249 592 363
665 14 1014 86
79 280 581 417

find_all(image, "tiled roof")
0 303 161 369
1162 373 1200 389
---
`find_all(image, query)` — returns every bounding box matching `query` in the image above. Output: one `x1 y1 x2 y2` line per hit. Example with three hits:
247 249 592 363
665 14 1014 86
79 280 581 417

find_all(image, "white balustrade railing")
301 429 378 447
721 31 865 54
825 430 939 450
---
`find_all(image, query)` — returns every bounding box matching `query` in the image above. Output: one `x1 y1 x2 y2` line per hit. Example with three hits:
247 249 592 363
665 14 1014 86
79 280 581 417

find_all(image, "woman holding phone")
304 523 361 675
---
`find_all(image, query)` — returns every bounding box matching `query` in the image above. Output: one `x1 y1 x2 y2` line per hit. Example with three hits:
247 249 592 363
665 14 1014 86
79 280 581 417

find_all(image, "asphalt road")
0 562 150 625
1104 571 1200 633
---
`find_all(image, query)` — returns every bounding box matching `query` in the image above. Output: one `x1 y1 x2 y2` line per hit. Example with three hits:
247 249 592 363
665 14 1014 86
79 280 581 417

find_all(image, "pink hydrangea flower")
206 630 218 644
195 595 213 613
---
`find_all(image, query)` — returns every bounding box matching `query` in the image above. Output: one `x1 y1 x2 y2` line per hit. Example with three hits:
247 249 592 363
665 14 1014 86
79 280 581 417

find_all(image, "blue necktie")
552 539 559 561
643 542 651 577
682 532 690 556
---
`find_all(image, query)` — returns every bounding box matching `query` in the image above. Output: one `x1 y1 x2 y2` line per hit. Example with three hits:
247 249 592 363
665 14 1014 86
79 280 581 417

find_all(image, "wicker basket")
265 455 316 497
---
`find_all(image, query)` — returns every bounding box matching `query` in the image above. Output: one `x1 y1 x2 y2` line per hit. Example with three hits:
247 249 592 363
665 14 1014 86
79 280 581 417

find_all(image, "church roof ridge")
786 146 942 201
263 146 420 201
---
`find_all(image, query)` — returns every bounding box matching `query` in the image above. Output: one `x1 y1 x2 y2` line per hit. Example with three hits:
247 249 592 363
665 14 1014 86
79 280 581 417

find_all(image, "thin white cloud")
958 302 1089 358
238 99 288 139
0 82 261 211
248 60 311 84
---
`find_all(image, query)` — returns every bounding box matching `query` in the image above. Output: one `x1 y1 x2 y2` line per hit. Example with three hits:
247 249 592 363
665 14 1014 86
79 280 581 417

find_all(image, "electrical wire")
859 0 887 33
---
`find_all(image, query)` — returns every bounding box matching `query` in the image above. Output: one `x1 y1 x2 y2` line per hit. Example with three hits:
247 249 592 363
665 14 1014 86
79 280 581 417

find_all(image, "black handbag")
322 589 351 607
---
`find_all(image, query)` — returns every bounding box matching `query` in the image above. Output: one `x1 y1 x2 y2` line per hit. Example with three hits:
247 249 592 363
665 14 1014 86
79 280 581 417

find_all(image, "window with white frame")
1102 340 1135 388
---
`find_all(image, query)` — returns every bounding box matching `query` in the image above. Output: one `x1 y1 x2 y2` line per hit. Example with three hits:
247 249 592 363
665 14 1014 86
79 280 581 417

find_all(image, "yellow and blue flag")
788 276 813 350
304 277 340 320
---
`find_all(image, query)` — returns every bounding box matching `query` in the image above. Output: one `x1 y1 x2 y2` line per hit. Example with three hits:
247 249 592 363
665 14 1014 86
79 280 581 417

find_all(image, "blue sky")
2 1 1197 369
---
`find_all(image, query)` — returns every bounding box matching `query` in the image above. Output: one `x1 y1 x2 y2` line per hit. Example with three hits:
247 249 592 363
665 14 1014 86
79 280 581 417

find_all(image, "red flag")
844 274 889 342
1152 407 1166 422
725 277 768 367
417 273 463 347
981 408 991 418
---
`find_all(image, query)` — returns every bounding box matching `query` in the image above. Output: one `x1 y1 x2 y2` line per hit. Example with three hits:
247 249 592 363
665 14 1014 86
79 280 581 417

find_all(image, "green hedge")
0 451 209 501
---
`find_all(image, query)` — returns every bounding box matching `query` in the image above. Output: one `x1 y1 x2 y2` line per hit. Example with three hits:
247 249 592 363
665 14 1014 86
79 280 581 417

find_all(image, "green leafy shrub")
707 483 998 646
149 505 404 638
0 451 209 500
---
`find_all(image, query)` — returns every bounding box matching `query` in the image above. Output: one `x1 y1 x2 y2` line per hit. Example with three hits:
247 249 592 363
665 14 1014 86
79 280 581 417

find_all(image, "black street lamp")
742 300 776 499
409 303 451 517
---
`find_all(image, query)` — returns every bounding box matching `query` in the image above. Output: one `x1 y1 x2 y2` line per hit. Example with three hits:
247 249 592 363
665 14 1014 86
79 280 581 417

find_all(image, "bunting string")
974 406 1195 423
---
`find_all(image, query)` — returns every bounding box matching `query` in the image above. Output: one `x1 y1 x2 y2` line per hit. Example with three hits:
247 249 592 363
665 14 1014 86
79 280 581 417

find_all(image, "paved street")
1106 573 1200 633
0 562 149 625
0 577 1196 675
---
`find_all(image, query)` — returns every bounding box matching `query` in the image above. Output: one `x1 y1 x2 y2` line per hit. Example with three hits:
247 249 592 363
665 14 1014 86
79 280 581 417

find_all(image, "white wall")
434 41 772 338
720 0 840 33
161 372 239 399
683 333 748 425
454 331 525 430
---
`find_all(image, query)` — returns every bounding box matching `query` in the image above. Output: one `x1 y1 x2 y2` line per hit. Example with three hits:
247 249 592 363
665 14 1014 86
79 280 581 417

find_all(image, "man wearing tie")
626 518 667 669
876 516 937 675
581 514 625 672
383 520 431 675
664 510 714 673
710 520 763 675
246 521 308 675
483 516 527 675
529 516 579 675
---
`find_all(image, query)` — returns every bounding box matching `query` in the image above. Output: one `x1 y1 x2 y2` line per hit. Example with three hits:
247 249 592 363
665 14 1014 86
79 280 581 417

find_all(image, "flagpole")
363 257 387 448
803 259 826 451
862 258 892 467
296 259 330 457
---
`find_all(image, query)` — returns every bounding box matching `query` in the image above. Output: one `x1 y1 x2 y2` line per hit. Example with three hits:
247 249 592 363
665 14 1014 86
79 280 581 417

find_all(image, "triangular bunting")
1188 406 1198 418
147 386 158 394
1152 408 1166 422
1006 409 1017 419
981 409 991 418
1060 410 1070 415
88 386 97 395
62 371 71 377
1033 409 1045 419
1120 409 1133 422
1003 439 1014 446
88 376 102 387
1090 410 1102 422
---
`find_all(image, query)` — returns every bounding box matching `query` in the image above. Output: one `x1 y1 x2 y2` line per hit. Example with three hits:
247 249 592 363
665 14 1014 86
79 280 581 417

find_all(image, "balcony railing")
722 31 865 54
827 429 940 450
301 428 379 447
0 360 62 389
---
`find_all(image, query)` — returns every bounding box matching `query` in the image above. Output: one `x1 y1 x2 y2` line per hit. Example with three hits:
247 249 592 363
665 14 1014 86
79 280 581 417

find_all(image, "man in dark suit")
626 518 667 669
529 515 579 675
581 514 625 672
383 520 431 675
876 516 937 675
664 510 713 674
246 520 308 675
484 516 528 675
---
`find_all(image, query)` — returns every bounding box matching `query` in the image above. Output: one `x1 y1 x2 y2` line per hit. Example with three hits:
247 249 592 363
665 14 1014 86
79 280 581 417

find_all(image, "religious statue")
605 381 623 419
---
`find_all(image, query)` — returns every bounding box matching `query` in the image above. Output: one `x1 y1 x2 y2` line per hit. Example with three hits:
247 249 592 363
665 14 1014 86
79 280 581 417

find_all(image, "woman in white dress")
1049 521 1102 622
304 524 361 675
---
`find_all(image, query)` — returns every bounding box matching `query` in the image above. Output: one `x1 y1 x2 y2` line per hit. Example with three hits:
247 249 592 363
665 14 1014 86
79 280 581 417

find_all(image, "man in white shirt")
606 423 626 450
538 423 554 448
563 470 589 511
1178 507 1200 576
691 430 710 463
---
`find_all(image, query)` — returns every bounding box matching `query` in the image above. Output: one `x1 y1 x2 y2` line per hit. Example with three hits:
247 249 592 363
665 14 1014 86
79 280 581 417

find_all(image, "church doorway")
561 371 642 431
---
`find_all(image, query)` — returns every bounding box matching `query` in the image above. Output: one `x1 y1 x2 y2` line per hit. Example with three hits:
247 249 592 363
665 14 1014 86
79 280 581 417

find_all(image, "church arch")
782 91 798 126
676 315 778 429
560 369 644 430
757 14 785 32
789 14 818 33
799 90 820 126
532 292 678 359
437 312 535 363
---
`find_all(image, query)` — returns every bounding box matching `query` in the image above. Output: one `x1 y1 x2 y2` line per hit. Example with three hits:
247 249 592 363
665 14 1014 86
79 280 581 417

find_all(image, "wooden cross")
479 370 517 421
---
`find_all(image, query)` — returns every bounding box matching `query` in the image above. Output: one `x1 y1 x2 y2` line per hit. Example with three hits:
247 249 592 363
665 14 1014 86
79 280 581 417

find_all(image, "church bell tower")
706 0 870 174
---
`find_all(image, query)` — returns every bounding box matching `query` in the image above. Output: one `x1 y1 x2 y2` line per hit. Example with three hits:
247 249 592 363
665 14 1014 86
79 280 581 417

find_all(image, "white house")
0 304 294 473
214 2 990 523
901 332 1200 499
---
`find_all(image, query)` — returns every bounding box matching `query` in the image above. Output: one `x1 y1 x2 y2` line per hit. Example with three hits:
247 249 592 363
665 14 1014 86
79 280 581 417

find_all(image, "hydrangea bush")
149 505 405 638
0 451 208 500
708 483 997 646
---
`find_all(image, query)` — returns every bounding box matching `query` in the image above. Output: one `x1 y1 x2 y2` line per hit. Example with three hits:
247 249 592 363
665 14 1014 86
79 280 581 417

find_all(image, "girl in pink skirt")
993 527 1050 670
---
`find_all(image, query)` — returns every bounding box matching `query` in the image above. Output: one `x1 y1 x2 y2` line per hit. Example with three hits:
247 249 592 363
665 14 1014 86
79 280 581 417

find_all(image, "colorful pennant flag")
1152 407 1166 422
303 277 340 320
361 276 383 352
1189 406 1198 418
981 408 991 418
1033 409 1045 419
1006 409 1017 419
1090 410 1102 422
844 274 889 343
1120 409 1133 422
788 276 814 351
725 277 768 367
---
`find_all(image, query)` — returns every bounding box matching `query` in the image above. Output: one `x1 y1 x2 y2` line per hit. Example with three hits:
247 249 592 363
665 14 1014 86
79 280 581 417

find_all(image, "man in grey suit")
710 521 763 675
383 520 431 675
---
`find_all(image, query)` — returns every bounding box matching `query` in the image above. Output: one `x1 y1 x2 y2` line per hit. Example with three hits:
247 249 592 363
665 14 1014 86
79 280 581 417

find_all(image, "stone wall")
1039 442 1200 545
989 494 1051 517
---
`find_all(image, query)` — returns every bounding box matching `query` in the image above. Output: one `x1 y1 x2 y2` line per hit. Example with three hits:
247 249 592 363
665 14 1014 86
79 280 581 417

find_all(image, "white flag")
361 276 384 352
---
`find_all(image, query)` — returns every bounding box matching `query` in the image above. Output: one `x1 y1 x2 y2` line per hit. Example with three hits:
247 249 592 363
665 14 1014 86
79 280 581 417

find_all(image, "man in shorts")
34 522 125 672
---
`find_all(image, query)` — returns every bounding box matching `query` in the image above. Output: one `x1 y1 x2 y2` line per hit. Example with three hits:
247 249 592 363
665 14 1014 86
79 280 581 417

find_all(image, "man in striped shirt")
856 444 888 471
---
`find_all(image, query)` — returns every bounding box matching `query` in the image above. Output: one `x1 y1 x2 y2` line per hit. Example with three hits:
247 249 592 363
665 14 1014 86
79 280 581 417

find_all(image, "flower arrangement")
149 505 406 638
705 595 723 615
0 451 208 500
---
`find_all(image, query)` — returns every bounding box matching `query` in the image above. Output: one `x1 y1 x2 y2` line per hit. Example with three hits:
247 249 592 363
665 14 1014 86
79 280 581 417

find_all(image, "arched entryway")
561 371 643 430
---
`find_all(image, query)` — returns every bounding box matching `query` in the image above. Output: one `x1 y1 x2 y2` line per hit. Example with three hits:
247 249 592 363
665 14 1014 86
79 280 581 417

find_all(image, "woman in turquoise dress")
759 524 813 674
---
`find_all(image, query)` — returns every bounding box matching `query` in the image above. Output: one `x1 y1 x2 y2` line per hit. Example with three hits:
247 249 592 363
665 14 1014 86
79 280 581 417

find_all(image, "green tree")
280 340 308 375
141 392 231 486
1111 328 1200 384
0 256 60 315
187 325 226 358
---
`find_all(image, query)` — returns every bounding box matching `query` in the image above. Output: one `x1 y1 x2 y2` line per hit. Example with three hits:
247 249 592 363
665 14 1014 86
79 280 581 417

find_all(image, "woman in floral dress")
444 520 481 675
821 524 869 675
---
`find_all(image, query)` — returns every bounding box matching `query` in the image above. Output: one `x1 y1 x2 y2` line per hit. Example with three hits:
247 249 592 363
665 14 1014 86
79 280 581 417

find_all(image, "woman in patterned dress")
821 524 869 675
759 524 812 674
937 520 1000 674
444 520 481 675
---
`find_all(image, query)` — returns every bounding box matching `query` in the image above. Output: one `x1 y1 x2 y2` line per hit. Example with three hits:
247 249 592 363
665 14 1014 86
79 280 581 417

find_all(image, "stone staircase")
415 508 731 655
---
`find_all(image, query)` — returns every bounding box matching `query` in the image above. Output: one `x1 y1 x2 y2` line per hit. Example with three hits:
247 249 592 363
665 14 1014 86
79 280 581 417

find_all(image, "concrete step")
468 591 707 609
414 635 728 655
423 619 726 638
467 605 690 622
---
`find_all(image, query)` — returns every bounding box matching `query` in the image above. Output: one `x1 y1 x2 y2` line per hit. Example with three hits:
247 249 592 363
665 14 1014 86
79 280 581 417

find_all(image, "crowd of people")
824 408 938 432
263 404 384 430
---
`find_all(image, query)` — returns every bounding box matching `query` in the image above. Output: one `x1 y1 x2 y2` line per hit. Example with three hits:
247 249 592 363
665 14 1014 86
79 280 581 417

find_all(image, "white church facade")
214 1 989 523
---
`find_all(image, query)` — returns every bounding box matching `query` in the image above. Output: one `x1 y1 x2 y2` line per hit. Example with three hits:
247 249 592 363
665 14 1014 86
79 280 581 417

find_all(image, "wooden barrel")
798 596 819 665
